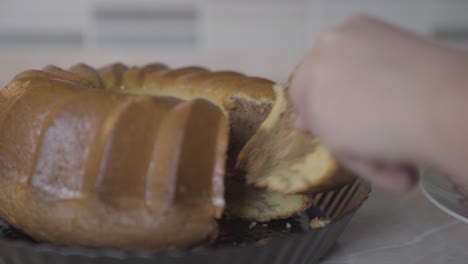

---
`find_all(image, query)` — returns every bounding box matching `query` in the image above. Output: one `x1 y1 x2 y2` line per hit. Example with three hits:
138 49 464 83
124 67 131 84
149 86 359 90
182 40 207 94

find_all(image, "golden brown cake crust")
105 63 276 169
0 67 230 250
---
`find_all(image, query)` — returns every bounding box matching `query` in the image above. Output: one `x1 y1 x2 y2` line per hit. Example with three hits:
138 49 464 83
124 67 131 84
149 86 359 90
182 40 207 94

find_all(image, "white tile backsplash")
0 0 466 81
0 0 467 52
201 2 308 53
0 0 86 30
319 2 438 34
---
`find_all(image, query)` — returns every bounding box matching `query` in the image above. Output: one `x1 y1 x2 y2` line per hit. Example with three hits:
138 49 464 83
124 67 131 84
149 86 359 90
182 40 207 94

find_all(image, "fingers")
294 116 310 133
339 157 419 192
288 70 309 119
289 55 315 134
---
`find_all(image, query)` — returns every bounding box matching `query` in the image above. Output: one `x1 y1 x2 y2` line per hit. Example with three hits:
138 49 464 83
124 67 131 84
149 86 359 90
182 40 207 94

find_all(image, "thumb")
339 157 419 192
295 116 311 133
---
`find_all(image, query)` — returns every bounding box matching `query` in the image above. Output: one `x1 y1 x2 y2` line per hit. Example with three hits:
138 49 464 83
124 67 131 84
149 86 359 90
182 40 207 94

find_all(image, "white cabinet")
304 0 468 46
431 1 468 45
201 2 308 54
315 1 437 35
0 0 86 50
0 0 466 53
0 0 85 30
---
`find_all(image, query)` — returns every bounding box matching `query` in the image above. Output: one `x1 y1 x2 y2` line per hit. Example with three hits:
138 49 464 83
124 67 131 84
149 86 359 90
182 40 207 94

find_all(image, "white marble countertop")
323 186 468 264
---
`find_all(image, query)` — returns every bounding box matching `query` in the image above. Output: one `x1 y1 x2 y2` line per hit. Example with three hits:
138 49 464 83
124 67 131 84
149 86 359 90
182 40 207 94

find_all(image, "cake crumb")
309 217 331 229
257 238 271 246
262 224 268 227
248 222 257 229
286 222 291 229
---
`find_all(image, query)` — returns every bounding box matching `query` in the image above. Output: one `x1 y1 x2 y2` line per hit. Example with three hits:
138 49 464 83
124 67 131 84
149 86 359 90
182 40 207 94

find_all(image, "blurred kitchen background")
0 0 467 86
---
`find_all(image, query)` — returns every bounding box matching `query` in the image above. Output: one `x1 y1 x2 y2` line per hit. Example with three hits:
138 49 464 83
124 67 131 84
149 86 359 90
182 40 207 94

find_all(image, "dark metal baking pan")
0 180 371 264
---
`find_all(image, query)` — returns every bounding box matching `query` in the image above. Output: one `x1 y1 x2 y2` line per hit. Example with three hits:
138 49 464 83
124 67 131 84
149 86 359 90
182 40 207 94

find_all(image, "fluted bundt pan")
0 180 370 264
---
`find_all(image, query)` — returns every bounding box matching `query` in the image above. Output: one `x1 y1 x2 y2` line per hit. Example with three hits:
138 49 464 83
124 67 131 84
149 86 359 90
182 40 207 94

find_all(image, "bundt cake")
0 62 351 250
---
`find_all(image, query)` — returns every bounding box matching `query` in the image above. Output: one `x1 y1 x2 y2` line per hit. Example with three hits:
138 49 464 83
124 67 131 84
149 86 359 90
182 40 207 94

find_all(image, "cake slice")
225 173 313 222
236 84 355 194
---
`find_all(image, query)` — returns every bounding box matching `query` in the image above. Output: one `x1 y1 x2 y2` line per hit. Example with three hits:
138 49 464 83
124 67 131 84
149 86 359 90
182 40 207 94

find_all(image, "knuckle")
316 29 342 49
344 13 374 26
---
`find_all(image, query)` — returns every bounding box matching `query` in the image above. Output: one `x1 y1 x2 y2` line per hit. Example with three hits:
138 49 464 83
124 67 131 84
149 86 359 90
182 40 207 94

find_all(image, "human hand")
289 14 467 192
